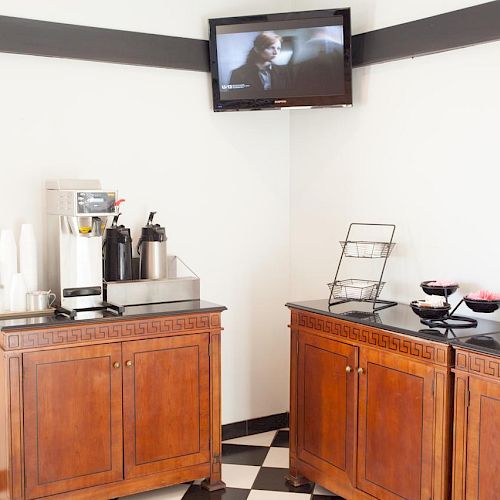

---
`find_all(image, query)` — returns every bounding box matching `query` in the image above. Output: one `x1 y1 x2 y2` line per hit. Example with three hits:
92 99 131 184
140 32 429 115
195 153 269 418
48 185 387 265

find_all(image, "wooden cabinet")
453 348 500 500
287 308 453 500
23 344 124 499
296 332 357 487
356 347 435 500
122 334 210 479
0 309 224 499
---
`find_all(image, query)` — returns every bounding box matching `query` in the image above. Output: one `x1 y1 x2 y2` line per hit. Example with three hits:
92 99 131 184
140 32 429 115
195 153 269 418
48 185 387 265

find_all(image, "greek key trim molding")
454 348 500 380
291 310 451 367
2 313 217 351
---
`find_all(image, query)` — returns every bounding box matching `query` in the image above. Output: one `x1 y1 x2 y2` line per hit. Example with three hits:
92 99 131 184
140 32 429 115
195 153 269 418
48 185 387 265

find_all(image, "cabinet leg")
201 477 226 492
285 471 313 488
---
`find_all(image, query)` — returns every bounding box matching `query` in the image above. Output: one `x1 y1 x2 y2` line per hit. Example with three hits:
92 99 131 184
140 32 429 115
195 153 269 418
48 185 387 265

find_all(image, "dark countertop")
0 300 226 332
451 331 500 357
286 299 500 357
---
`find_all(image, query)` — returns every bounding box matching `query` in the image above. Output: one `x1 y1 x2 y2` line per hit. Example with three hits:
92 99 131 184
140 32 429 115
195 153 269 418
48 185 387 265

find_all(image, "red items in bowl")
466 290 500 301
464 291 500 313
420 280 459 297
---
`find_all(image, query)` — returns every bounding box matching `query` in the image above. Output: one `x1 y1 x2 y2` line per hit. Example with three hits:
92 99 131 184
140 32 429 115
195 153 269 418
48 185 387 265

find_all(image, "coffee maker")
47 179 118 311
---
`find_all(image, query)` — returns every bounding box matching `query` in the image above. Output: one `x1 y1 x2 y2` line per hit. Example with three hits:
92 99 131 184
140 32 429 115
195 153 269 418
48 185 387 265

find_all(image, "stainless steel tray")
104 256 200 306
0 308 55 320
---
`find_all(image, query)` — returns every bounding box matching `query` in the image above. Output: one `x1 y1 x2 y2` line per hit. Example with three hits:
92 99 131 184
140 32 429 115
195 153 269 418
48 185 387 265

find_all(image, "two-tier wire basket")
328 223 397 312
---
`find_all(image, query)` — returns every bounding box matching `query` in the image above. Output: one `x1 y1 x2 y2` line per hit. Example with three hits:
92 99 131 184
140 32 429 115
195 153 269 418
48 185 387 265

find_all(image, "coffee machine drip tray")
104 256 200 307
56 301 125 319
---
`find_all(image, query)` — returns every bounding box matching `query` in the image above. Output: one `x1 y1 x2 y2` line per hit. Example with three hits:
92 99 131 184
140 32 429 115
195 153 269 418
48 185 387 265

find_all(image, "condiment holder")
411 280 478 328
410 301 451 320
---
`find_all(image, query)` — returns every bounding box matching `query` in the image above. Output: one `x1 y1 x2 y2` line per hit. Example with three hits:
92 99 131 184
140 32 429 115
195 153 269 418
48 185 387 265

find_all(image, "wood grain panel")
0 354 9 498
466 376 500 500
286 326 306 486
201 332 225 491
294 310 451 367
23 344 123 498
453 349 500 380
432 369 453 500
297 332 357 487
44 463 211 499
452 374 469 500
357 347 434 500
2 313 213 351
123 334 210 479
8 356 24 499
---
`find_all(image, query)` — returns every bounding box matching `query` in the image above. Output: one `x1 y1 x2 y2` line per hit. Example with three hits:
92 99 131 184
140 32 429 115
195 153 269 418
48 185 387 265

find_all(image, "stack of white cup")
0 224 38 313
20 224 38 293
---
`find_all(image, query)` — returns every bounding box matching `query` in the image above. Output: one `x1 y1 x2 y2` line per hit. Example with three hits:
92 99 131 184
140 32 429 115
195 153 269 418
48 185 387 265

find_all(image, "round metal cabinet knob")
345 366 353 373
357 367 364 374
125 360 133 367
113 362 121 369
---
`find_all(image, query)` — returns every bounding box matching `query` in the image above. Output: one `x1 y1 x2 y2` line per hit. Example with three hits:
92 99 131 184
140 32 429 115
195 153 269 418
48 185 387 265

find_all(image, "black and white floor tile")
121 429 345 500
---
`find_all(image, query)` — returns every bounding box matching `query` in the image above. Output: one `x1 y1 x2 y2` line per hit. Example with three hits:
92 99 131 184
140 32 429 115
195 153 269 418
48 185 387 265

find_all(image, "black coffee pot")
103 213 133 281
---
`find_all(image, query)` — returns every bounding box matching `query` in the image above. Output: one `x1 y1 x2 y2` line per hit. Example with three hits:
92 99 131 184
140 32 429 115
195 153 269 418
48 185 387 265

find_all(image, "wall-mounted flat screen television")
209 8 352 112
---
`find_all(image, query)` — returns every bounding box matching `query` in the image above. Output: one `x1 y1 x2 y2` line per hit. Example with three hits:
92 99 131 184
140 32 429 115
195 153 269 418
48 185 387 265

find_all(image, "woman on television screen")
229 32 290 93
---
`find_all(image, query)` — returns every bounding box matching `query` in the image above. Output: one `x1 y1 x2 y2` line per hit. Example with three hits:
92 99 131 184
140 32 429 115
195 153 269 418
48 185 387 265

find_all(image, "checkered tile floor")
120 429 345 499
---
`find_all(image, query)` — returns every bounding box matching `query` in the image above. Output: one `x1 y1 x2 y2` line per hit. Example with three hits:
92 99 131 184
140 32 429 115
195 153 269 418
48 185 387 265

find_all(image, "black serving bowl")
464 297 500 313
410 301 451 320
420 280 459 297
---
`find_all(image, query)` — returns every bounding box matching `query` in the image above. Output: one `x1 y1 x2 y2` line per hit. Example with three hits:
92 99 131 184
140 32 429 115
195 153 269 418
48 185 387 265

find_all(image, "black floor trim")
222 412 289 441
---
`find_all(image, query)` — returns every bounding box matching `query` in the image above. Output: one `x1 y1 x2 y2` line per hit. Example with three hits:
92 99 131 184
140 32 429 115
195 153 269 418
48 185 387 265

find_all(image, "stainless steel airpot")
137 212 167 280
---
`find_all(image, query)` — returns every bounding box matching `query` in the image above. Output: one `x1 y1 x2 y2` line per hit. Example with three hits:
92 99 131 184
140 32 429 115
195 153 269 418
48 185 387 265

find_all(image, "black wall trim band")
352 1 500 67
0 15 210 71
0 2 499 71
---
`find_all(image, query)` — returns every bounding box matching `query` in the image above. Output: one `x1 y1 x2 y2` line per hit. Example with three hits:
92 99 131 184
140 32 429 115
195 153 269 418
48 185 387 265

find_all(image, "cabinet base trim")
42 463 211 499
296 459 374 500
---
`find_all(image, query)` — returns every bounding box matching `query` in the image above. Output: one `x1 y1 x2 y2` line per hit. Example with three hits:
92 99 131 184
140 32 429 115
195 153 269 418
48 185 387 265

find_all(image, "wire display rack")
328 223 397 312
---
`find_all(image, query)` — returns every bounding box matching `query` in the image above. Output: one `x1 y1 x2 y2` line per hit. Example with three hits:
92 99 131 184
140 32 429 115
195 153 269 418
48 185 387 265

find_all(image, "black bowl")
410 301 451 320
420 280 459 297
464 297 500 313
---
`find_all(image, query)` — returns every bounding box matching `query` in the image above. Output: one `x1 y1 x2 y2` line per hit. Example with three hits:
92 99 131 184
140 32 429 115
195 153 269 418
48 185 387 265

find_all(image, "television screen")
209 9 352 111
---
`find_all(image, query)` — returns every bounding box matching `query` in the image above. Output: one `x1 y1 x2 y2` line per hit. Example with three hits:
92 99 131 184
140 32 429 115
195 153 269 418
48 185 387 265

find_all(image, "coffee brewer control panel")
47 190 117 216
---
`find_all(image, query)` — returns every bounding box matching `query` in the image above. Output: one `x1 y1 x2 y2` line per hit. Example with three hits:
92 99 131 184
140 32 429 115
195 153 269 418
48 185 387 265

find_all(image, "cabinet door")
23 344 123 499
465 376 500 500
123 333 210 478
297 331 357 486
357 348 434 500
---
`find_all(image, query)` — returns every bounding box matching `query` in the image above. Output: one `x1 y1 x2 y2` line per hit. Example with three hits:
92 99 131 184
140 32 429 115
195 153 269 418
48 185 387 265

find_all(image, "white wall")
2 0 498 424
290 0 500 319
0 0 292 424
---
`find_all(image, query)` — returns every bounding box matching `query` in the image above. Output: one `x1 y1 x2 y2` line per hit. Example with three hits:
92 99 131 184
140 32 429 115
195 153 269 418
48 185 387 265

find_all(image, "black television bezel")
209 8 352 112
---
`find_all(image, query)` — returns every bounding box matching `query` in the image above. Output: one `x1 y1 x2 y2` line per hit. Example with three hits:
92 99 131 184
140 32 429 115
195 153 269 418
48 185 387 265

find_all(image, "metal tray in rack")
328 279 386 301
340 240 396 258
